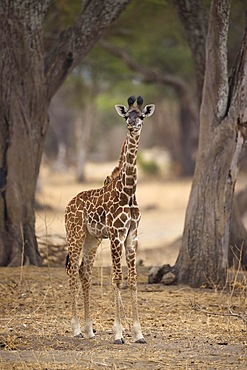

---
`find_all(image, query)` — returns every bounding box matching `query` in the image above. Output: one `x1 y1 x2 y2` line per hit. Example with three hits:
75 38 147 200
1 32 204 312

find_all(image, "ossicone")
137 96 144 109
127 96 136 109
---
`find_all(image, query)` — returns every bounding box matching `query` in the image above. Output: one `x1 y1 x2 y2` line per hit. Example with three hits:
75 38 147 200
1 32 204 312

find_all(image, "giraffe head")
115 96 155 134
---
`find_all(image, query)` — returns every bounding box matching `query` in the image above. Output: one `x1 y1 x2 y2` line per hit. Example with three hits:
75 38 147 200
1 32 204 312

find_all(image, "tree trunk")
0 0 130 266
176 88 198 176
173 0 247 269
175 0 247 287
229 200 247 269
0 4 47 265
176 121 243 286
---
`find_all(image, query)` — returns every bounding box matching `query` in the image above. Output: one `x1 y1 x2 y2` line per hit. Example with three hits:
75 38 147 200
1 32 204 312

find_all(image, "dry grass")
0 266 246 369
1 165 247 368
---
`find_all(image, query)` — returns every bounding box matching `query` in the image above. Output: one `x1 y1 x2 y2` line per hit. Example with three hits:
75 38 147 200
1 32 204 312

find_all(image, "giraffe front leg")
113 286 125 344
125 228 146 344
111 239 125 344
130 288 146 343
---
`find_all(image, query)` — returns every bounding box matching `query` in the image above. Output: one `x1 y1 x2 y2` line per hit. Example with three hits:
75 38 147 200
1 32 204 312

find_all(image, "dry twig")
190 299 247 325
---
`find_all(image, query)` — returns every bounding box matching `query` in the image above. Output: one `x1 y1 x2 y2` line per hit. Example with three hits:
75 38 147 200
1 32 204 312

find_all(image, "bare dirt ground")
0 266 246 369
0 164 247 369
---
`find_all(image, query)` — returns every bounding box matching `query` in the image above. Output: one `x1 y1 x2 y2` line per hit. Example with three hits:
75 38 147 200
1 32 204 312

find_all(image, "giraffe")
65 96 155 344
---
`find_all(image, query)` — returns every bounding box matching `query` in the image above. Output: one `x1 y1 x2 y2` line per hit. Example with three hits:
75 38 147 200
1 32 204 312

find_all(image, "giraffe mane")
103 137 126 186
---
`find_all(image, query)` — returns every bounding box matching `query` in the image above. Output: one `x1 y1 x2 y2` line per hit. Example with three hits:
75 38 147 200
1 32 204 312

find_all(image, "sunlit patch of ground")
0 266 246 369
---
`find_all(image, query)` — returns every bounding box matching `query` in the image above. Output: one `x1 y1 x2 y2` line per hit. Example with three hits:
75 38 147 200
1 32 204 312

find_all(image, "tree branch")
190 300 247 325
100 40 190 97
44 0 130 101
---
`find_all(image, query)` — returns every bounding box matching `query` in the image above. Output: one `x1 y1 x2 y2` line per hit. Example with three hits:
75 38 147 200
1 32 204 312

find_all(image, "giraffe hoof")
114 338 125 344
135 337 146 344
74 333 83 339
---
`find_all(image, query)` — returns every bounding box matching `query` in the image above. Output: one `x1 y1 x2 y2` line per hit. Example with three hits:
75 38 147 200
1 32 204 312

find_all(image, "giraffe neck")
119 131 140 195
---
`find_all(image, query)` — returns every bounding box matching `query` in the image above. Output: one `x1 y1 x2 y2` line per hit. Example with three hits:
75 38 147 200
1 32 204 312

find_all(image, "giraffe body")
65 96 155 344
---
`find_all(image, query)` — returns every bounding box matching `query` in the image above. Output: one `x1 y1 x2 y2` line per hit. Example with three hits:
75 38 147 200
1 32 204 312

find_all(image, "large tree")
0 0 130 266
174 0 247 286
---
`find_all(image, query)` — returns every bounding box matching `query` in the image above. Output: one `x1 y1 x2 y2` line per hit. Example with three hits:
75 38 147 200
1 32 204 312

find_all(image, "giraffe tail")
65 253 70 273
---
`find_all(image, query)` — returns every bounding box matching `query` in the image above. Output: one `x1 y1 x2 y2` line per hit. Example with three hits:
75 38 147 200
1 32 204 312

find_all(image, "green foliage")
66 0 194 125
106 0 192 80
45 0 246 106
44 0 247 163
137 152 160 176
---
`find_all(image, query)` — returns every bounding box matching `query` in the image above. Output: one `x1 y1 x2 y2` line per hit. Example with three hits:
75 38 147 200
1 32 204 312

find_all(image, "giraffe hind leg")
79 232 101 339
66 231 86 338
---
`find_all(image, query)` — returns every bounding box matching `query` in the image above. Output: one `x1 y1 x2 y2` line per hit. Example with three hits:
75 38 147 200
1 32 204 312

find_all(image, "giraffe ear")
143 104 155 117
115 105 128 117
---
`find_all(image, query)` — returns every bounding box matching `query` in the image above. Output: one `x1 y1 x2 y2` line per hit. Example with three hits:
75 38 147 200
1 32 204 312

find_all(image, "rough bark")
101 41 198 176
175 0 247 287
0 0 130 266
0 2 47 265
173 0 247 269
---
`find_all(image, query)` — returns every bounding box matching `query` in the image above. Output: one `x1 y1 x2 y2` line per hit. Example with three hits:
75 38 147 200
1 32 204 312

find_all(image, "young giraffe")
65 96 155 344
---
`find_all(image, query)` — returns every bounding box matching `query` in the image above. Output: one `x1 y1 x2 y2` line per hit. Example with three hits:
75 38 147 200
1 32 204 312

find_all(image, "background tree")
173 0 247 272
172 0 207 108
0 0 130 266
174 0 247 286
